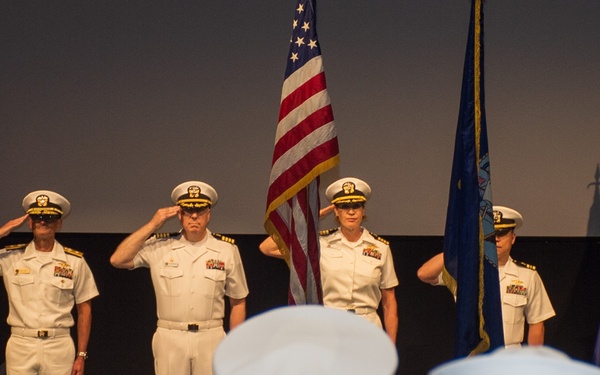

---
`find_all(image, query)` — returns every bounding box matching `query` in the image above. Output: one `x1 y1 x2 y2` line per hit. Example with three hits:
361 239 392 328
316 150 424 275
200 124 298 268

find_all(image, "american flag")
264 0 339 305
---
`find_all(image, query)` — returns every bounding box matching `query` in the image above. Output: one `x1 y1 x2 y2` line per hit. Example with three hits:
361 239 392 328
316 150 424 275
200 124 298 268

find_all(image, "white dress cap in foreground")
429 346 600 375
213 305 398 375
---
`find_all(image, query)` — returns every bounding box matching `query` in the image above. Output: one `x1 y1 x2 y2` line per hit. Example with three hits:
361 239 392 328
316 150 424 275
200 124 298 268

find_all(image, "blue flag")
441 0 505 357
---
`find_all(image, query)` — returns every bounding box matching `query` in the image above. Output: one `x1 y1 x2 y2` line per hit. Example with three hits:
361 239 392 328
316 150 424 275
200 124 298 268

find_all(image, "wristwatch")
77 352 88 360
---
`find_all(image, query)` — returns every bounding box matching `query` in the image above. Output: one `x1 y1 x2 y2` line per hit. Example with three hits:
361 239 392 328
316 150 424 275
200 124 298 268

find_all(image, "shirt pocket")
158 268 184 296
203 269 226 299
320 248 343 271
356 256 381 280
9 274 35 302
48 277 74 305
503 294 527 324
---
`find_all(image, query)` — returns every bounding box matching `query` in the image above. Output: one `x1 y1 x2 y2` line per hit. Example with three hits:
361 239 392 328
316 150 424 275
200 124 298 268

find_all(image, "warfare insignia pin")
54 265 74 279
506 284 527 296
362 245 382 260
206 259 225 271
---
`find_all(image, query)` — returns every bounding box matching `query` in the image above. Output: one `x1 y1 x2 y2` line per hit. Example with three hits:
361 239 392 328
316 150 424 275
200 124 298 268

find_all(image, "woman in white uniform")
260 177 399 343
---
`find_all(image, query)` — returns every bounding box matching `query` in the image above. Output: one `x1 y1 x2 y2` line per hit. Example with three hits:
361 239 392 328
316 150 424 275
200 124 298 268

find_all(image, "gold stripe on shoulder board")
512 259 536 270
64 247 84 258
154 232 179 239
212 233 235 244
319 228 339 236
4 244 27 251
369 232 389 245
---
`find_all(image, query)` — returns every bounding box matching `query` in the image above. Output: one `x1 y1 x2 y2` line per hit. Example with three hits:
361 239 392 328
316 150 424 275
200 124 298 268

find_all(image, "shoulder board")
64 247 84 258
319 228 339 236
3 244 27 252
369 232 389 245
212 233 235 244
153 232 180 239
512 259 536 270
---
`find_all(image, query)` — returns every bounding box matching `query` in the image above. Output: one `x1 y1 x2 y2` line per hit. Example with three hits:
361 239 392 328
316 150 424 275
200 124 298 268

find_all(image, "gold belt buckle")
37 330 49 338
187 324 199 331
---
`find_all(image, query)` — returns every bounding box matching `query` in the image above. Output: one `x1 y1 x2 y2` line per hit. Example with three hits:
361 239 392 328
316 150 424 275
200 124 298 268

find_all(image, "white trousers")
152 326 225 375
6 334 74 375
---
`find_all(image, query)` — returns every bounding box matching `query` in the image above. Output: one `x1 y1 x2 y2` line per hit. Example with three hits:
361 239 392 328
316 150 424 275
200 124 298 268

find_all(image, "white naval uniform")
0 241 99 375
133 230 249 375
499 257 555 348
434 257 555 348
319 227 399 327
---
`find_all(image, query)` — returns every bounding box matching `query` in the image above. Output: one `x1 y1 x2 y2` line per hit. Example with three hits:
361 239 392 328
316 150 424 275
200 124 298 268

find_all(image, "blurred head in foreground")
429 346 600 375
213 305 398 375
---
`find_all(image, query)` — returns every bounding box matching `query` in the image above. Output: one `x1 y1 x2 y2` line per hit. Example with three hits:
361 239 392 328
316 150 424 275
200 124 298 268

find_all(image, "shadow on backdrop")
587 164 600 237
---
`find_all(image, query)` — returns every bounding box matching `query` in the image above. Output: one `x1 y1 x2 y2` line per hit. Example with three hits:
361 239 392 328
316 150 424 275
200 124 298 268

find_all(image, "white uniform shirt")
500 257 555 347
319 228 398 314
0 241 99 329
133 230 249 323
435 256 555 347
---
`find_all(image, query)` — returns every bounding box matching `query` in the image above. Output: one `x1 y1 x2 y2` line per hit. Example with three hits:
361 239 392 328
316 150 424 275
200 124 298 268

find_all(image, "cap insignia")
188 186 201 198
36 194 49 207
493 210 503 224
342 182 355 195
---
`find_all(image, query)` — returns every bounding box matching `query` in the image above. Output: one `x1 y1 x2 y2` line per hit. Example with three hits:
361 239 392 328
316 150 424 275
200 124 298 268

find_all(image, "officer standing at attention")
417 206 556 348
260 177 399 343
110 181 249 375
0 190 99 375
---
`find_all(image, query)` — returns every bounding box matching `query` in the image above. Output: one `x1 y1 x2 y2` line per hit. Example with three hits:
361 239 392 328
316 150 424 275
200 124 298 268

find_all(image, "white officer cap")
171 180 218 208
325 177 372 205
493 205 523 230
429 346 600 375
22 190 71 219
213 305 398 375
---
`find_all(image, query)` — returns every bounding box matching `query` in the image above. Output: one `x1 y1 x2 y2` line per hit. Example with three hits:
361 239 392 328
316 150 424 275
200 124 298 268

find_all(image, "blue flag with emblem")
441 0 505 357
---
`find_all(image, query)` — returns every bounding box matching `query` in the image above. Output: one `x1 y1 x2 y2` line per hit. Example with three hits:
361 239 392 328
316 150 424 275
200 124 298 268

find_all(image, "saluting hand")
0 213 29 238
149 206 181 231
319 205 335 218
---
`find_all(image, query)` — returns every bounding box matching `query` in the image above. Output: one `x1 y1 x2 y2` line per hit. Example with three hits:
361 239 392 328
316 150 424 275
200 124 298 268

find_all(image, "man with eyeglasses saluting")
0 190 99 375
260 177 399 344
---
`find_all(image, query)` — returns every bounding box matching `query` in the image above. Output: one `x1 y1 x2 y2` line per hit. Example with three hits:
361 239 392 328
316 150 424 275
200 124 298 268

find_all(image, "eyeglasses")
30 215 60 223
335 203 364 210
181 207 209 216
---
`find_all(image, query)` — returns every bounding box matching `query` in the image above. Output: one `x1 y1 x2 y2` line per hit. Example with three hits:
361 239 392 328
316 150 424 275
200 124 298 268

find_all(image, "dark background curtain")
0 233 598 375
